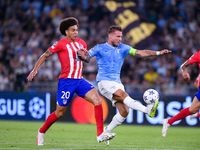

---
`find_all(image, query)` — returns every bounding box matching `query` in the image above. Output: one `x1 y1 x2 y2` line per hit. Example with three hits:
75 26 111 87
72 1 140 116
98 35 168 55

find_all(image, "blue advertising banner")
52 94 200 126
0 92 51 121
1 92 199 126
122 95 200 126
104 0 159 49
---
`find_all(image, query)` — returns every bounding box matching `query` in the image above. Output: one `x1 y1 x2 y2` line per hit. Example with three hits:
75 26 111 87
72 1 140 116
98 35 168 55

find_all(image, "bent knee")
55 111 65 118
93 97 102 106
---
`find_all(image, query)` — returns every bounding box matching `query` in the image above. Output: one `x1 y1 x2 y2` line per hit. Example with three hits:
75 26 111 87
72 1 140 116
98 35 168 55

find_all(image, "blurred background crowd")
0 0 200 95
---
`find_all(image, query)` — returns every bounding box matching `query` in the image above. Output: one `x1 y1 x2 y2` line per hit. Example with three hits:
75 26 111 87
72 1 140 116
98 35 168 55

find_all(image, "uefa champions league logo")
29 97 45 119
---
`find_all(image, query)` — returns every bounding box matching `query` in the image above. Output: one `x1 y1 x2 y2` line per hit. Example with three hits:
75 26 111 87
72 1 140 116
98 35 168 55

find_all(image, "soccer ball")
143 89 159 104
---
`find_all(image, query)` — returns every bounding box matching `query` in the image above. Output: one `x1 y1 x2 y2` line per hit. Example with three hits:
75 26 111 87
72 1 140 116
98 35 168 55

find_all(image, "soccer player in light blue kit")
78 25 171 145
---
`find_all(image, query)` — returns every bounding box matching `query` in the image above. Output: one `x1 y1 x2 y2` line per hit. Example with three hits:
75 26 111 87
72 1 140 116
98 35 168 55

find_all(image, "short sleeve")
122 44 132 56
49 41 61 54
187 51 200 65
88 45 99 58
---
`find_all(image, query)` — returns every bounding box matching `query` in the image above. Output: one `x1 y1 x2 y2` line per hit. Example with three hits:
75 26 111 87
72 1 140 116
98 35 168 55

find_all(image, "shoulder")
58 38 67 43
91 43 105 50
119 43 131 48
97 43 107 48
119 43 132 51
54 38 67 46
196 51 200 56
190 51 200 59
76 38 86 44
188 51 200 64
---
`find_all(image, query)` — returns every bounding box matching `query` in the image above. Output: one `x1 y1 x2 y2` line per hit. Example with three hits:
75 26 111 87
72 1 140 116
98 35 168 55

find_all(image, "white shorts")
98 80 125 107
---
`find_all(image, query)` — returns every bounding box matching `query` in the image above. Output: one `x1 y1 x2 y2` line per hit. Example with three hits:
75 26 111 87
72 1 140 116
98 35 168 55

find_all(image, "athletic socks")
168 107 192 125
124 96 147 113
94 104 104 136
39 105 104 136
105 112 126 132
39 111 59 133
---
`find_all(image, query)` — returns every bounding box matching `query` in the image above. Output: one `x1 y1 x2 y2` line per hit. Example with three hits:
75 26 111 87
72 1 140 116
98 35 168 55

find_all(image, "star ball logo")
29 97 45 119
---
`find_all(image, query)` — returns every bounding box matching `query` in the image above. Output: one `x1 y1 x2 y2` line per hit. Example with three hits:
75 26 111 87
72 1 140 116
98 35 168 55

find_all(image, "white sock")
124 96 147 113
105 113 126 132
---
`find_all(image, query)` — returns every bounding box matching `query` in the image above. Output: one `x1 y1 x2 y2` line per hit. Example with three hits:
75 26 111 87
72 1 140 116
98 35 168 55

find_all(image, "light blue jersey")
88 42 132 83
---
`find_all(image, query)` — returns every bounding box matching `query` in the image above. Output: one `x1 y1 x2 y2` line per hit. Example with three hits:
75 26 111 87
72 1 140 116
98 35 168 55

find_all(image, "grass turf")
0 120 199 150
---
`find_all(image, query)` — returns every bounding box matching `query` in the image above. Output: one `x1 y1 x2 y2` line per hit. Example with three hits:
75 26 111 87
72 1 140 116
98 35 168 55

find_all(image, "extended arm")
131 48 171 58
180 60 191 80
27 49 53 81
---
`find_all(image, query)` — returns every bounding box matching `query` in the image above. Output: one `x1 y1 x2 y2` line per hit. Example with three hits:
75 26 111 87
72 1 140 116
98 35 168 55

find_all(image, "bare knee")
91 95 102 106
55 110 66 118
84 89 102 106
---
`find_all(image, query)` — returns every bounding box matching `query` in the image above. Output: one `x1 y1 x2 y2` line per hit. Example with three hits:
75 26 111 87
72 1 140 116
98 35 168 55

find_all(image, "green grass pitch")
0 120 199 150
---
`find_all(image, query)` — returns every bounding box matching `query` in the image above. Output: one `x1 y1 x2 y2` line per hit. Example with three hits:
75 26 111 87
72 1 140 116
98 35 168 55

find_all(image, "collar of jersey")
106 42 120 49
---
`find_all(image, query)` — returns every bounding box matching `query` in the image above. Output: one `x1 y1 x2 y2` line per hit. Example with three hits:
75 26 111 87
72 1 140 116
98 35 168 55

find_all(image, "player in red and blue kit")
27 17 115 146
162 51 200 137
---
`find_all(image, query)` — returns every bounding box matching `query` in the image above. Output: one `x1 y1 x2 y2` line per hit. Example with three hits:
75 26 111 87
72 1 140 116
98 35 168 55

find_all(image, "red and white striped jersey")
49 38 87 79
188 51 200 69
188 51 200 86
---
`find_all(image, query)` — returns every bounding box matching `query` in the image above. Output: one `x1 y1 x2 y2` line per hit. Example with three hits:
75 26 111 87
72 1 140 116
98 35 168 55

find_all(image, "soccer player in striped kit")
27 17 115 146
162 51 200 137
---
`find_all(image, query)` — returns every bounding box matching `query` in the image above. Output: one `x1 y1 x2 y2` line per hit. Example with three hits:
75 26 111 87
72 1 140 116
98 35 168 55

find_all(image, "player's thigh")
56 78 76 107
189 96 200 113
115 102 129 117
113 89 128 102
84 88 101 106
98 80 125 100
76 79 101 105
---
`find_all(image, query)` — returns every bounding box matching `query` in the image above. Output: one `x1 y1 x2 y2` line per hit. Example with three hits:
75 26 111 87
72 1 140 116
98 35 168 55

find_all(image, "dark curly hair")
108 25 122 34
59 17 79 36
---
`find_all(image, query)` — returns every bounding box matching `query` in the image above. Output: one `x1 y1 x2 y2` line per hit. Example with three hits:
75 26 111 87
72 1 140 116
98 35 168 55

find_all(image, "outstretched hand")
182 70 191 80
27 70 37 81
160 49 172 55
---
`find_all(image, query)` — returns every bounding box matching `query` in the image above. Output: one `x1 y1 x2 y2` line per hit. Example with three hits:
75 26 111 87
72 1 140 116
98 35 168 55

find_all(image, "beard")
111 41 119 47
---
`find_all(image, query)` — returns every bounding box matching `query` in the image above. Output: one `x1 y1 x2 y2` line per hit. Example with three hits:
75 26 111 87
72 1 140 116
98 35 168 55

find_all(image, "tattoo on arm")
145 50 153 56
135 50 140 57
184 61 190 68
44 49 53 58
135 50 153 57
180 61 190 72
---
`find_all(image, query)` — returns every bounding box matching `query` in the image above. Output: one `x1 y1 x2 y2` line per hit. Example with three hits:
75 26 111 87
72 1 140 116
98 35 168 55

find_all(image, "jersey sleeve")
49 41 61 54
187 51 200 65
88 44 99 58
122 44 132 56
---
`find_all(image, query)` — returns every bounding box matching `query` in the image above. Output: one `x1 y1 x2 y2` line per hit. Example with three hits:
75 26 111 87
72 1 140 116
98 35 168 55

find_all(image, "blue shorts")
57 78 95 106
195 87 200 101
